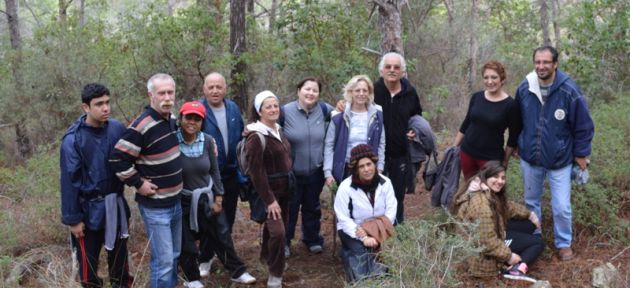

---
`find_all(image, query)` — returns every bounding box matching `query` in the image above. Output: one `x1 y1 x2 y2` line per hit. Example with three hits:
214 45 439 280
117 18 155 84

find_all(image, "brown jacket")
245 122 293 205
454 189 531 277
360 215 395 248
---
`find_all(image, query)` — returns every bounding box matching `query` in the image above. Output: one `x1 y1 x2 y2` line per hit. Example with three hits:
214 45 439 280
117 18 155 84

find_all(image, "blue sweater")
60 115 127 227
515 70 594 169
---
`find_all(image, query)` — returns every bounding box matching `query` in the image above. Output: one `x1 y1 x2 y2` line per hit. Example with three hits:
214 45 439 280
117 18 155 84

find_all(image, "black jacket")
374 77 422 158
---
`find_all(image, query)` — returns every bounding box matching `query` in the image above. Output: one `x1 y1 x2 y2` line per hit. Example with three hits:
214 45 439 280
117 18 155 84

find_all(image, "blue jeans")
286 169 325 247
520 160 572 248
139 200 182 288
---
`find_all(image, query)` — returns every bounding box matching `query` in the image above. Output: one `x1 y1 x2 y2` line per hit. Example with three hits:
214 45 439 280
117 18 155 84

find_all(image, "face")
259 97 280 123
482 68 503 93
486 171 506 193
357 157 376 182
351 80 370 106
380 55 403 83
180 113 203 136
82 94 110 126
203 74 227 107
534 50 557 81
149 78 176 117
297 80 320 109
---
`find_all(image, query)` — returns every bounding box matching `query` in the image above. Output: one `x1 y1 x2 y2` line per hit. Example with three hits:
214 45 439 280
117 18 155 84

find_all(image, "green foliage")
357 212 480 287
0 144 65 255
563 0 630 101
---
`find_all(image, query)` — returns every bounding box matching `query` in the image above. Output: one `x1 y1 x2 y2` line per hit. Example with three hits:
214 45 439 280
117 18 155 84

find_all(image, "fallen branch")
610 244 630 261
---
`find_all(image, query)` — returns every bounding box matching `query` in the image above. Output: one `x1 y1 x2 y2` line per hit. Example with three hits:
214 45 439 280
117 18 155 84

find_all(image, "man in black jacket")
373 52 423 224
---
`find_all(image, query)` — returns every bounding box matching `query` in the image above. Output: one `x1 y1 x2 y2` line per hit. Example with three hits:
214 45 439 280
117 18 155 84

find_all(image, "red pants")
459 150 489 180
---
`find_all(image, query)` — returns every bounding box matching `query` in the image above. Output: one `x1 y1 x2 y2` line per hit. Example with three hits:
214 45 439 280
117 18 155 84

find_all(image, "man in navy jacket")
60 83 133 287
515 46 594 261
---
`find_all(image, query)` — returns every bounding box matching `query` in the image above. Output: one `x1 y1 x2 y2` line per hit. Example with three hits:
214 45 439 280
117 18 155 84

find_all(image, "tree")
539 0 551 46
368 0 407 55
230 0 248 113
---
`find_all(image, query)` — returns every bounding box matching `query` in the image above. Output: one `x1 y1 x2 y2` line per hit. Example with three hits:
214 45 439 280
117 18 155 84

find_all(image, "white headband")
254 90 278 115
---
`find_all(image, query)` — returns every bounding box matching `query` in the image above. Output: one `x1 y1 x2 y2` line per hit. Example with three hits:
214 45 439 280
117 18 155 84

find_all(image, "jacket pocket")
83 198 106 231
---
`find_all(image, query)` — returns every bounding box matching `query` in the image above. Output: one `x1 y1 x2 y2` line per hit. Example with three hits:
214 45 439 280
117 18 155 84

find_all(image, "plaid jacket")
455 189 531 277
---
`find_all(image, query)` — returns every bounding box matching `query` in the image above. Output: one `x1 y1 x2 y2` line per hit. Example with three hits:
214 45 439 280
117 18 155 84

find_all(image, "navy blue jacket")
201 98 244 177
515 70 594 169
60 115 126 228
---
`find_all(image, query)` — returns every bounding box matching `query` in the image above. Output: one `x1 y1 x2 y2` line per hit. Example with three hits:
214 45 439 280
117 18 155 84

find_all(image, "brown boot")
558 247 574 261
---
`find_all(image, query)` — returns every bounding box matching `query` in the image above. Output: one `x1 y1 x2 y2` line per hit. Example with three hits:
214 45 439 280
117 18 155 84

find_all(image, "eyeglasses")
183 114 203 122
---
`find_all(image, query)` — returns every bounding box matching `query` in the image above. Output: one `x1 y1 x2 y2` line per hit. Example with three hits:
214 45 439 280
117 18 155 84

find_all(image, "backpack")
236 132 265 177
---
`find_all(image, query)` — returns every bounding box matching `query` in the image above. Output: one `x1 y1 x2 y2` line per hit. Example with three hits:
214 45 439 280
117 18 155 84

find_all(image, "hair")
451 161 508 238
481 60 507 82
342 75 374 106
81 83 110 105
147 73 175 93
296 77 322 93
532 45 559 63
378 52 407 72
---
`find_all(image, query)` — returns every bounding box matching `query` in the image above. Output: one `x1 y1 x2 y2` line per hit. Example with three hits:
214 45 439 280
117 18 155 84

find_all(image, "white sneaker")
231 271 256 284
199 258 214 277
267 275 282 288
184 280 205 288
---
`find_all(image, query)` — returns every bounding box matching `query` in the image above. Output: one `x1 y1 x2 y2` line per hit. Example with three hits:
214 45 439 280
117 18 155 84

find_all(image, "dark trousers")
286 169 325 247
385 155 409 224
261 195 289 277
338 230 384 282
506 220 545 264
220 173 241 232
71 229 132 288
405 161 422 194
182 199 247 281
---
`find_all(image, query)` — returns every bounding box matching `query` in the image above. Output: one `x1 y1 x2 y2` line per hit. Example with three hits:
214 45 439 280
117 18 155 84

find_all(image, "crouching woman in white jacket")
334 144 397 283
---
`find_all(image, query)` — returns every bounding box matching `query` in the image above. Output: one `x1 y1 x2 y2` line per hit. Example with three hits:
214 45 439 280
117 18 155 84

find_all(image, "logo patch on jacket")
554 109 566 120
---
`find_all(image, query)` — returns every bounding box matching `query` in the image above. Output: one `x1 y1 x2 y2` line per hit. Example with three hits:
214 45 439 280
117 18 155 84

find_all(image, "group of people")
59 45 594 287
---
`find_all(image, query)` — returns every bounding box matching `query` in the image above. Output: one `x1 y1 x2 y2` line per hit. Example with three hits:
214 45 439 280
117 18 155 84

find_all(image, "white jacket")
334 174 397 239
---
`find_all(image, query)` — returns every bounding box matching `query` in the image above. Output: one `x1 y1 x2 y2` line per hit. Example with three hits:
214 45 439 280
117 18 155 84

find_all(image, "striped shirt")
110 106 183 208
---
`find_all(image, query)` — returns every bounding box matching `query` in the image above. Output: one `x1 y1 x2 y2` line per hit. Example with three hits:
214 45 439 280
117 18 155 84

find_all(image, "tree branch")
0 9 7 16
22 0 42 28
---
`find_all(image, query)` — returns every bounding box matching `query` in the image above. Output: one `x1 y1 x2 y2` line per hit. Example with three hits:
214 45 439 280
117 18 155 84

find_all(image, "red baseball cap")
179 101 206 118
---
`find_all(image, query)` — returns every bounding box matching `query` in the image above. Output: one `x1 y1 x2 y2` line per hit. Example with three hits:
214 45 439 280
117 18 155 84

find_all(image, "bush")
354 211 480 287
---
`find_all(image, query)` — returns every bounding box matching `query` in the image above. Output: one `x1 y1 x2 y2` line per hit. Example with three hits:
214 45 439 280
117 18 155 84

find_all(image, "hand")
211 196 223 215
70 222 85 238
575 156 588 170
335 100 346 112
529 212 541 229
406 129 416 140
325 176 335 187
267 200 282 220
468 177 482 192
137 179 158 196
508 253 522 265
356 227 367 239
362 237 379 248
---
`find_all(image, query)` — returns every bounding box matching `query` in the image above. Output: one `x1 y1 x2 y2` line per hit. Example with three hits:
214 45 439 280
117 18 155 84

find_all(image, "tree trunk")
214 0 223 25
58 0 68 22
247 0 254 13
5 0 32 159
539 0 551 46
79 0 85 27
551 0 560 48
466 0 478 94
269 0 277 33
230 0 248 114
443 0 454 24
370 0 406 55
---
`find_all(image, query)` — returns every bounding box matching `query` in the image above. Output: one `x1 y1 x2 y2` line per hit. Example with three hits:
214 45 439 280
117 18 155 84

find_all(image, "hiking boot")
267 275 282 288
503 262 536 283
559 247 574 261
309 244 323 254
284 245 291 258
231 272 256 284
184 280 205 288
199 258 214 277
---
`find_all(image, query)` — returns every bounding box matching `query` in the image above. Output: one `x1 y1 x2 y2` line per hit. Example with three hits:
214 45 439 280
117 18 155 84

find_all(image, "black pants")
385 155 409 224
71 229 132 288
219 173 241 232
181 197 247 281
338 230 385 282
506 220 544 264
405 161 422 194
286 169 325 247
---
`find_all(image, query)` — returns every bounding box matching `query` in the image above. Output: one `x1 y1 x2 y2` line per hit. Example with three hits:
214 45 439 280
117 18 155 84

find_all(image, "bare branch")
0 9 7 16
361 47 382 55
22 0 42 27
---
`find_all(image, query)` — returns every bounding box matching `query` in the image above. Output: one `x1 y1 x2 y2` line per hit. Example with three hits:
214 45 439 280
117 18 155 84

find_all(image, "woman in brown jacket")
451 161 543 283
244 91 293 288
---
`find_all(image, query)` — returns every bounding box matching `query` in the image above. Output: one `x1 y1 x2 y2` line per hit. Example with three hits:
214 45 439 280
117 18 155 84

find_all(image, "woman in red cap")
333 144 397 283
177 101 256 288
